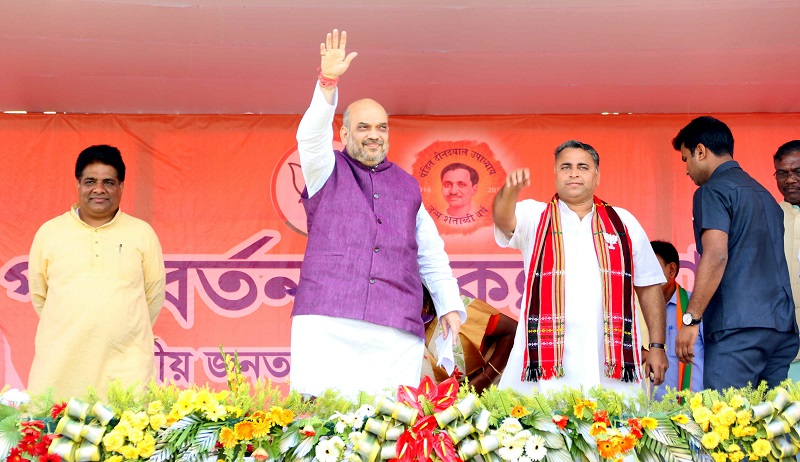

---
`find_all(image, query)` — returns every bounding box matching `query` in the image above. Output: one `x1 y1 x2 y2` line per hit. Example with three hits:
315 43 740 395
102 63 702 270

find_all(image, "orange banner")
1 112 798 391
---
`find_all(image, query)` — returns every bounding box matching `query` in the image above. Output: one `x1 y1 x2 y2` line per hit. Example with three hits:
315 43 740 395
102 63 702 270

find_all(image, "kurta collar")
709 160 740 179
70 203 123 229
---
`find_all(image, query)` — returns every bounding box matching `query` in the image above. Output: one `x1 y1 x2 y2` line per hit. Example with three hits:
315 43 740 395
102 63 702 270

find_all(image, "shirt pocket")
115 243 143 285
666 324 677 358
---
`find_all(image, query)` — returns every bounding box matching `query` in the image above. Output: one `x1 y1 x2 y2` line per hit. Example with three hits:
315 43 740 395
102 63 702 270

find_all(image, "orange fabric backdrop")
1 112 798 391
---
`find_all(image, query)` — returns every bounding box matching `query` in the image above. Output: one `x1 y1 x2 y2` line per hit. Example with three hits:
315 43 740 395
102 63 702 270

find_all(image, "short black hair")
671 116 734 157
650 240 680 271
440 162 479 185
554 140 600 168
75 145 126 182
774 140 800 162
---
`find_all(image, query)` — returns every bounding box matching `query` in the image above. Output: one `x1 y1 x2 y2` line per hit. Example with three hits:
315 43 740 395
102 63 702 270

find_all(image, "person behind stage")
290 29 465 399
27 145 166 400
773 140 800 382
649 240 704 400
492 140 668 395
672 116 798 391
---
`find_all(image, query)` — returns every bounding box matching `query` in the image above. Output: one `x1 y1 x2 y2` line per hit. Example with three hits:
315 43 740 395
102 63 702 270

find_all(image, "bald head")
340 98 390 167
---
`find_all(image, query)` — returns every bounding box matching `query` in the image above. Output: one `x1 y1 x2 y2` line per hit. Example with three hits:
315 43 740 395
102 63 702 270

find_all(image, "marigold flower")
693 406 713 431
751 439 771 457
735 409 751 427
220 427 238 449
102 431 125 453
150 413 167 430
717 408 737 427
147 400 164 415
670 414 688 425
271 406 295 426
729 395 745 409
510 405 530 418
713 424 730 441
710 452 728 462
119 445 139 460
640 416 658 430
690 393 703 411
711 401 727 414
253 420 273 439
701 432 720 450
105 456 123 462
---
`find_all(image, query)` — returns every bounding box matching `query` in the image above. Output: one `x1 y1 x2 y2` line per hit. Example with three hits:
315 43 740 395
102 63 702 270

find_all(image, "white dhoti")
290 315 424 400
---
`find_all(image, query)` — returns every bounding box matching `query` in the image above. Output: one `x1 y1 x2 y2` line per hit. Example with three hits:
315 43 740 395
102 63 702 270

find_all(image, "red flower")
397 376 459 417
552 414 569 430
50 402 67 419
450 366 464 382
299 424 316 437
593 410 611 426
38 454 62 462
8 448 25 462
627 418 643 439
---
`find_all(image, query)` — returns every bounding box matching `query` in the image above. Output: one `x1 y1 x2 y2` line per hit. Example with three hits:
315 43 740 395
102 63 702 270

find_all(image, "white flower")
498 418 523 435
315 436 346 462
524 434 547 461
356 404 375 418
517 456 533 462
335 420 347 434
498 429 529 461
348 431 364 446
0 388 30 407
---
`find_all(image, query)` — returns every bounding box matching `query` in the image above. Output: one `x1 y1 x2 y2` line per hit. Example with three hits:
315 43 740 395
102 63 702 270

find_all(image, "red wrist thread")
318 72 339 89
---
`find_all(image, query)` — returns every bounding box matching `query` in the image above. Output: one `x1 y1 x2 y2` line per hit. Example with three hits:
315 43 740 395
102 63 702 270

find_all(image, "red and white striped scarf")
521 195 641 383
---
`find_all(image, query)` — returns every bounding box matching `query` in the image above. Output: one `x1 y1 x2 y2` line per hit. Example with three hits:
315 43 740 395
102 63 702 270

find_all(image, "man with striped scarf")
492 140 668 395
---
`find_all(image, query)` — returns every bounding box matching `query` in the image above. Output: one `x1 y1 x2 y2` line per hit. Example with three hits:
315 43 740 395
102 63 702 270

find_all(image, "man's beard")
346 137 388 167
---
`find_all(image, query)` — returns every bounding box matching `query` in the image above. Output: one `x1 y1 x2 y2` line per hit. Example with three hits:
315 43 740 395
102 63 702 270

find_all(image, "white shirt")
495 199 665 395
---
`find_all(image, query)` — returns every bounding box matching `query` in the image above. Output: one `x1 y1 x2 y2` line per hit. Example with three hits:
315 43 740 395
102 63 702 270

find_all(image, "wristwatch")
682 312 701 326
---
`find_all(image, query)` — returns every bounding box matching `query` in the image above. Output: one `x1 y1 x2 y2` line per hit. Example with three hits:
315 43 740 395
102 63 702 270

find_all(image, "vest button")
374 193 379 199
377 218 383 224
374 247 380 253
369 278 376 284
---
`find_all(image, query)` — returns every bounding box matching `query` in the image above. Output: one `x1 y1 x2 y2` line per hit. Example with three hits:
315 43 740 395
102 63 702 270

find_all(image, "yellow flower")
729 395 744 409
194 390 215 412
751 439 771 458
510 405 530 418
727 448 745 462
102 431 125 453
712 401 727 414
731 425 747 438
137 433 156 458
271 407 295 427
150 413 167 430
113 420 131 438
710 452 728 462
640 416 658 430
226 405 244 418
589 421 608 436
713 424 729 441
735 410 751 426
253 419 274 439
205 403 228 422
166 410 180 426
693 406 713 431
119 445 139 460
234 421 255 440
740 426 757 437
573 398 596 418
148 400 164 415
670 414 688 425
173 394 195 417
127 427 144 444
215 390 230 401
690 393 703 411
220 427 238 449
717 408 737 427
596 438 618 459
105 456 123 462
701 432 721 450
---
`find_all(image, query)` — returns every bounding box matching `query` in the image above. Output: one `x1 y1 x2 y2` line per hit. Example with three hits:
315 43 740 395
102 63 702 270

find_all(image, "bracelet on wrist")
649 343 666 350
318 72 339 89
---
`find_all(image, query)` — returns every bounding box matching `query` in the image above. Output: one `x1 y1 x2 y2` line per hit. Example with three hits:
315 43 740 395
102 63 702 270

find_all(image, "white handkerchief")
435 332 455 375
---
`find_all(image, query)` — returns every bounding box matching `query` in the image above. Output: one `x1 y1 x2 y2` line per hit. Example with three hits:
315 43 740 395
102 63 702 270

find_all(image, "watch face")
682 313 693 325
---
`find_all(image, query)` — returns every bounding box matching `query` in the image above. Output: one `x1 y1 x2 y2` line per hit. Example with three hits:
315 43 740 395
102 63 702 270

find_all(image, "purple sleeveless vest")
292 149 426 338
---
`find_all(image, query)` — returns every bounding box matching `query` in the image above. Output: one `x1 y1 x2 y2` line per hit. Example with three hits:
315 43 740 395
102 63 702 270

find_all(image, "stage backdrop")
1 112 798 391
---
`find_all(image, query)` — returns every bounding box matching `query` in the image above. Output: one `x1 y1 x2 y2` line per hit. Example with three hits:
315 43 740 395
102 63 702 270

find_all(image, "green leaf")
541 430 566 449
0 414 21 460
543 447 573 462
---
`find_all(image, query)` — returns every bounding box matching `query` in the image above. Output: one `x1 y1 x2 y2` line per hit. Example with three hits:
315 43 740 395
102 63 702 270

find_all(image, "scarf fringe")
604 362 641 383
524 365 565 382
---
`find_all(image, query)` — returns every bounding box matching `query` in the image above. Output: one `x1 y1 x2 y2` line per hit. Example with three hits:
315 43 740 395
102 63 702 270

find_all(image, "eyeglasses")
774 169 800 180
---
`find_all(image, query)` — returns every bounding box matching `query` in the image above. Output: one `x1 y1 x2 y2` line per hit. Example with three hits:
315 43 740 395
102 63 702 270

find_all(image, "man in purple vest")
290 29 466 399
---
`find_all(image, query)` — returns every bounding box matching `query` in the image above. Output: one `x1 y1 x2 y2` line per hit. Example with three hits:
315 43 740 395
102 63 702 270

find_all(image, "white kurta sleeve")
416 204 466 322
296 82 338 198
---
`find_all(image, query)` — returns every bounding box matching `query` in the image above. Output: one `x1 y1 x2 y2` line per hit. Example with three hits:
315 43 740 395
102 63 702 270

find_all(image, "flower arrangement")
4 364 800 462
